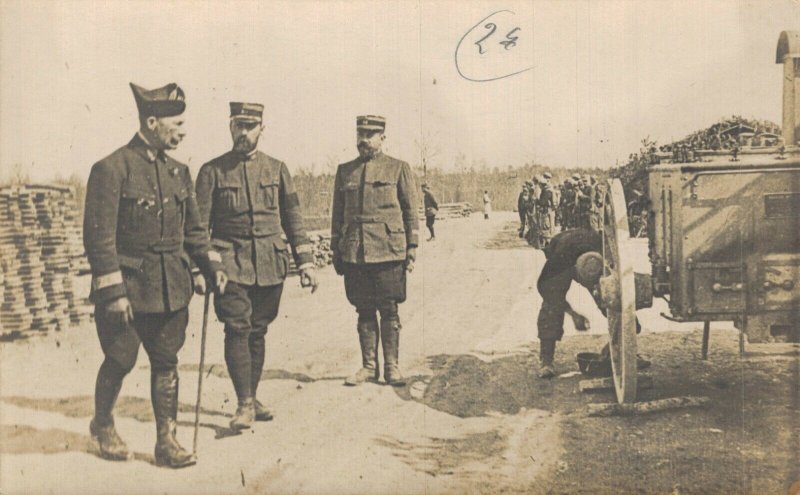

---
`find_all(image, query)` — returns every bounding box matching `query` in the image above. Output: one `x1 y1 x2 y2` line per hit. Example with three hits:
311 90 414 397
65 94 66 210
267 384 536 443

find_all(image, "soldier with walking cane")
83 82 227 468
195 102 318 431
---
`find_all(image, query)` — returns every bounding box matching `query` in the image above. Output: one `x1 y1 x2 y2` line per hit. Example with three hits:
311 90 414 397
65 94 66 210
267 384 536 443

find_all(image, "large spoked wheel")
599 179 638 403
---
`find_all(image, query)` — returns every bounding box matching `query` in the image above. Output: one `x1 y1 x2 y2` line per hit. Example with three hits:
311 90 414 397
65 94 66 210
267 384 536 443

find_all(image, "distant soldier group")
519 172 604 249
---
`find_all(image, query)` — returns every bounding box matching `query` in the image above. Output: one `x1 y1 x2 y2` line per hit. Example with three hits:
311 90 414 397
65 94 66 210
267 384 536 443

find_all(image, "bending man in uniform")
537 228 649 378
195 102 318 430
84 83 227 467
331 115 419 387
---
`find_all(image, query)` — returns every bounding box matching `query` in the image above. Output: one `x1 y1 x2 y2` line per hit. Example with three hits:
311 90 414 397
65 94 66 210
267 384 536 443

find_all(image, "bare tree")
415 131 441 181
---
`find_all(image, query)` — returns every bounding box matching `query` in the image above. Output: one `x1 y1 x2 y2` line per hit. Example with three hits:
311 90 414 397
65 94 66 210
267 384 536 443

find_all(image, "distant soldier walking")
483 190 492 219
517 183 529 238
331 115 419 386
195 102 318 430
422 183 439 241
84 83 227 468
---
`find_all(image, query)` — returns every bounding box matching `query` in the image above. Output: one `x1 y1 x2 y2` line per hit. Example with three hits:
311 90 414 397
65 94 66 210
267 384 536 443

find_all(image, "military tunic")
331 153 418 314
83 133 222 370
536 229 601 341
195 150 313 285
538 185 557 245
195 150 313 336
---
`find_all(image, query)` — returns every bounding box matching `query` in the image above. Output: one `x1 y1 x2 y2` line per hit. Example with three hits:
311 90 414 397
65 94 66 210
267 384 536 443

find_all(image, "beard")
358 142 378 159
233 135 258 154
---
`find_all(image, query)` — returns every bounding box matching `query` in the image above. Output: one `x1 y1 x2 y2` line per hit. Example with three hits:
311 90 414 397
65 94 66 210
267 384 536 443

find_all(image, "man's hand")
214 270 228 295
300 267 319 293
405 247 417 273
193 272 207 295
106 297 134 326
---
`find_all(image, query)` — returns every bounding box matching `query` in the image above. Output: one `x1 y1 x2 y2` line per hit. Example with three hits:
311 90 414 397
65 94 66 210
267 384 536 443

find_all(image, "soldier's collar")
232 148 259 160
133 132 165 162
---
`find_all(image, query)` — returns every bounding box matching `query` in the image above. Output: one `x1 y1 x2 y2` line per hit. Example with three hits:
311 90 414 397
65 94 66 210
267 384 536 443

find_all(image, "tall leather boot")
90 359 131 461
225 333 254 430
344 321 380 386
381 319 406 387
152 370 196 468
249 333 273 421
538 339 557 379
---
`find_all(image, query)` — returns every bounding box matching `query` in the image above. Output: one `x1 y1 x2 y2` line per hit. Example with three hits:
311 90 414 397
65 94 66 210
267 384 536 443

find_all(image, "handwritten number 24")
475 24 520 54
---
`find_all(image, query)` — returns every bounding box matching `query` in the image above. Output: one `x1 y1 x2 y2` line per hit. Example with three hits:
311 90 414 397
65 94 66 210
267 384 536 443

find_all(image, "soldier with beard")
331 115 419 387
84 82 227 467
195 102 318 430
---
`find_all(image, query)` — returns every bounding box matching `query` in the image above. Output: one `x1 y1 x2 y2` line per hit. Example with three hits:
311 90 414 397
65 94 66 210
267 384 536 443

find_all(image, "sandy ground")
1 212 798 495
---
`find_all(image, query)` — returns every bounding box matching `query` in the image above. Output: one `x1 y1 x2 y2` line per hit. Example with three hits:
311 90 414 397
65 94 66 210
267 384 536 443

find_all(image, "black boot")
90 359 131 461
381 319 405 387
538 339 557 379
225 333 253 429
345 321 380 386
249 333 273 421
152 370 196 468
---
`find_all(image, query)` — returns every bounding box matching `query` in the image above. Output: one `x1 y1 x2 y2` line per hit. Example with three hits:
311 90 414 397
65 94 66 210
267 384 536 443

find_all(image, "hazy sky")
2 0 799 181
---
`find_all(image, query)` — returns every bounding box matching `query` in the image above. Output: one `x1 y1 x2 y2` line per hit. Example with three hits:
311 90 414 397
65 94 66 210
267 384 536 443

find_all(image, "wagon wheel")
599 179 638 403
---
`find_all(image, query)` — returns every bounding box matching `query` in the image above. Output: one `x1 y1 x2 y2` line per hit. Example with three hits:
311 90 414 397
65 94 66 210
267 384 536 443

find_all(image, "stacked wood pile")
417 202 473 219
287 231 333 273
0 185 92 336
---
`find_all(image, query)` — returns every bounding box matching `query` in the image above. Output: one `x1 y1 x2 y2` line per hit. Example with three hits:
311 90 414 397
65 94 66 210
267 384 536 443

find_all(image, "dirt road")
1 213 797 494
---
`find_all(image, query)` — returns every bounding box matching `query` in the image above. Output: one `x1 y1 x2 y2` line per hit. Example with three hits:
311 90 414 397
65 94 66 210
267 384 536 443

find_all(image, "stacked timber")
0 185 92 336
417 202 473 219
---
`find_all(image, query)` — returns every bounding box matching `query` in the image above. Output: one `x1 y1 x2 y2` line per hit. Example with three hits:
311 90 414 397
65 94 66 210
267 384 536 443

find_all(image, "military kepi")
356 115 386 131
130 82 185 118
230 102 264 122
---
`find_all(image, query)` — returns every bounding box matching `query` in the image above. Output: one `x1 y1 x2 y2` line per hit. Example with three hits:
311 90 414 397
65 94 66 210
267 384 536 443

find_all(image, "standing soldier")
538 173 557 248
589 175 604 231
195 102 318 431
84 83 227 468
482 190 492 219
559 179 575 229
517 182 529 238
575 175 593 230
331 115 419 387
526 176 542 248
422 183 439 241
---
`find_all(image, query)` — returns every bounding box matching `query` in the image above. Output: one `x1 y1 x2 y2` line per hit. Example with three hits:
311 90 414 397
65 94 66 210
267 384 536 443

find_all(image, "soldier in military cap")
84 82 227 468
195 102 318 430
331 115 419 387
421 183 439 241
517 182 530 238
538 173 557 248
559 179 575 229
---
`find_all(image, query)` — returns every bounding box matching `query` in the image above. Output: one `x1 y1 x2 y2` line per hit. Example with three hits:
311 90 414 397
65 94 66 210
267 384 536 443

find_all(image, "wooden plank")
585 396 711 417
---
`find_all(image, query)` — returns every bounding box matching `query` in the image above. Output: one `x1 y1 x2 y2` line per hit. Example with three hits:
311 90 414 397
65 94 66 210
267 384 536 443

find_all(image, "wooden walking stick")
193 291 211 456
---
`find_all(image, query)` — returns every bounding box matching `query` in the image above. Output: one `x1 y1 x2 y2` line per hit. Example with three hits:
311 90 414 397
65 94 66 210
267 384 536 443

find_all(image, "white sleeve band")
93 271 123 290
208 250 222 263
298 262 315 271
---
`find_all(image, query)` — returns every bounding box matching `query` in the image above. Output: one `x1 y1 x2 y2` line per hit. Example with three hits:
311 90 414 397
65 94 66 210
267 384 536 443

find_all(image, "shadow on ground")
481 221 531 250
388 330 799 494
177 364 346 384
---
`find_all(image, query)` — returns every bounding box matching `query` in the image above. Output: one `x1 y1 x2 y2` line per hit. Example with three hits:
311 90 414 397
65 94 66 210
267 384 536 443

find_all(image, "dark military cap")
356 115 386 131
230 102 264 122
130 82 185 118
